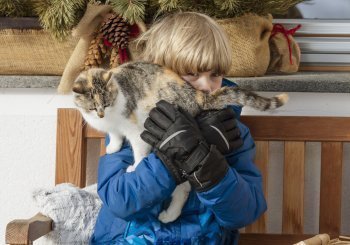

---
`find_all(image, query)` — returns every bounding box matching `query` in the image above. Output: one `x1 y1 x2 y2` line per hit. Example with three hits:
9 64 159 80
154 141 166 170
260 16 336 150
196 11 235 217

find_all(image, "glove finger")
226 127 241 141
155 100 177 122
222 119 237 131
229 137 244 150
140 130 159 147
144 117 164 139
178 106 197 126
217 107 236 121
149 107 173 130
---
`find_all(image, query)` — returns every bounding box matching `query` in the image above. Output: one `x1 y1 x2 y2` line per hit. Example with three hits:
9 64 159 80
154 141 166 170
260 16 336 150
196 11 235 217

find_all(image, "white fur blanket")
32 183 102 244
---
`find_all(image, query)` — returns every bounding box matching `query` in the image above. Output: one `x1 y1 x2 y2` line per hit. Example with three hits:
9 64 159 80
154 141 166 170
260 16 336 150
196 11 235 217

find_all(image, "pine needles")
0 0 35 17
32 0 87 40
0 0 307 40
109 0 306 23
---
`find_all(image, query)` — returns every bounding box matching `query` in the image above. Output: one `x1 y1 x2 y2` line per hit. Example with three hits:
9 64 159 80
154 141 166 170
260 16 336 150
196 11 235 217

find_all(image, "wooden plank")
282 141 305 234
0 17 42 29
6 213 52 244
239 233 315 245
85 124 105 138
299 65 350 72
245 141 269 233
100 138 106 156
319 142 343 235
56 109 87 188
240 116 350 142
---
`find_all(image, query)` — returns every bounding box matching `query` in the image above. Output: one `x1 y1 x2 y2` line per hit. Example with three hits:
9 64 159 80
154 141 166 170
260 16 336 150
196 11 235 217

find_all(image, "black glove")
196 108 243 155
141 100 229 192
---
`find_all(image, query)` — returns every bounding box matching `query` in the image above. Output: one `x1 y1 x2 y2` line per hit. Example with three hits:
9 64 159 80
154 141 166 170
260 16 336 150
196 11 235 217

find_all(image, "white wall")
1 89 350 243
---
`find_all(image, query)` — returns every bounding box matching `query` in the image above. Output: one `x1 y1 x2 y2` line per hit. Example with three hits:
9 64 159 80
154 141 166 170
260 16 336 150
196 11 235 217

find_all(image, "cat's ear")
72 80 87 94
103 71 112 82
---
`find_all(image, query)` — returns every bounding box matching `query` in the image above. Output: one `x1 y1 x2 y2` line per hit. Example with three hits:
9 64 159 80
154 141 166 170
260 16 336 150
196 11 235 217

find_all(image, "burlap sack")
57 4 146 93
217 14 273 77
0 29 78 75
267 24 301 74
57 3 112 93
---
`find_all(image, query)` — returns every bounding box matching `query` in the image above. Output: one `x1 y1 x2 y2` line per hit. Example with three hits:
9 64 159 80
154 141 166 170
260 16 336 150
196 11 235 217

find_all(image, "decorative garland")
0 0 307 40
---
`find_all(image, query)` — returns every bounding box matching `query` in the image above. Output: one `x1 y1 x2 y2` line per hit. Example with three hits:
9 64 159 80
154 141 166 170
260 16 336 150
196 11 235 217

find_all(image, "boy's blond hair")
137 12 232 76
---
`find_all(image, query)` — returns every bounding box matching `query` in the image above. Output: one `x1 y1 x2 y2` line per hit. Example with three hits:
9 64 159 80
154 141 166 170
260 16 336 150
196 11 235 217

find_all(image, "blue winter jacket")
90 79 267 244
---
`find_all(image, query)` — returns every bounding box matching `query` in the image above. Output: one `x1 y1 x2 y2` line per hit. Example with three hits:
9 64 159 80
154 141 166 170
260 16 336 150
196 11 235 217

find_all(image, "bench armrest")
6 213 53 245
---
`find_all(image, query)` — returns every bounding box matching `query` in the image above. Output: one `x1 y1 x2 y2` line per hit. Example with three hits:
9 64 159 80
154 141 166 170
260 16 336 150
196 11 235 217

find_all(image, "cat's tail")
205 87 289 111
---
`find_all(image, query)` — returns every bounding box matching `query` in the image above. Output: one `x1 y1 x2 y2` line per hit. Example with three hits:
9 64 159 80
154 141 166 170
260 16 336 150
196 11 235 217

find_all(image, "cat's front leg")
158 181 191 223
126 137 152 172
106 131 123 154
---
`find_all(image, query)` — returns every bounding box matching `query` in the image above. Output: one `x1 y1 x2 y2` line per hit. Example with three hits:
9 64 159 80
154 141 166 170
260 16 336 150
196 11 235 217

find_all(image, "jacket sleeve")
196 120 267 230
97 139 176 221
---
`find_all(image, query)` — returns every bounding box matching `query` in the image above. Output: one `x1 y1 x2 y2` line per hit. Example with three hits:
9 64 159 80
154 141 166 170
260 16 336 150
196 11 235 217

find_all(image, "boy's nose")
198 76 212 92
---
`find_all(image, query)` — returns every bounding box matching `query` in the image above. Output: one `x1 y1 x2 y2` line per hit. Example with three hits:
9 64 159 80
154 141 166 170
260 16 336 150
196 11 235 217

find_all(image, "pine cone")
110 47 119 68
100 13 130 49
83 35 108 70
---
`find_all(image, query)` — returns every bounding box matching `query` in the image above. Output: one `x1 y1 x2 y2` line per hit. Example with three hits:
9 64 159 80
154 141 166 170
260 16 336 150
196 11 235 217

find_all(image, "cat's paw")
106 140 123 154
126 165 136 172
158 209 181 223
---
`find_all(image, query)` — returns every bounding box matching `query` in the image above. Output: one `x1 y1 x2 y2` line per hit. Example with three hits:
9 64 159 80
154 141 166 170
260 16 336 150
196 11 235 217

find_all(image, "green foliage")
0 0 36 17
4 0 305 40
109 0 306 24
32 0 87 40
110 0 147 24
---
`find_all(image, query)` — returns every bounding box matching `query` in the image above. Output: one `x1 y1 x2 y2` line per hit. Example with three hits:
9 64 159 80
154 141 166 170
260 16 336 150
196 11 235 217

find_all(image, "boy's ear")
72 80 86 94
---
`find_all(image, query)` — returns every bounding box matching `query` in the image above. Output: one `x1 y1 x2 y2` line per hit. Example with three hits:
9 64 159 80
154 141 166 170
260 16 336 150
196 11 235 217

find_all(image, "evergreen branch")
213 0 239 12
32 0 87 40
0 0 35 17
110 0 146 24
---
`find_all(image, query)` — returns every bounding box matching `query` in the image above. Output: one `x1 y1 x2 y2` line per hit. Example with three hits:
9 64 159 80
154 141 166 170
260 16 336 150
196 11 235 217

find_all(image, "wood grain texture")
239 233 321 245
245 141 269 233
0 17 41 29
6 213 52 244
299 65 350 72
282 142 305 234
85 125 105 138
100 138 106 157
56 109 87 188
319 142 343 235
240 116 350 141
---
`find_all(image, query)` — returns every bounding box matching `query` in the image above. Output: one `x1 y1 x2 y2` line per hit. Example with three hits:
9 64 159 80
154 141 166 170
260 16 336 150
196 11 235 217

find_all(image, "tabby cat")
72 61 288 223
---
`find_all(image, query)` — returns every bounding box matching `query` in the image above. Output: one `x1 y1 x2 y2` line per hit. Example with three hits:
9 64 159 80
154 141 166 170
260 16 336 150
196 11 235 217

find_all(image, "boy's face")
181 71 222 93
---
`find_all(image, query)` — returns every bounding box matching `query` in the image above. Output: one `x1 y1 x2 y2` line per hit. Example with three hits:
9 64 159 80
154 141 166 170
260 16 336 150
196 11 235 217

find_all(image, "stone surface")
229 72 350 93
1 72 350 92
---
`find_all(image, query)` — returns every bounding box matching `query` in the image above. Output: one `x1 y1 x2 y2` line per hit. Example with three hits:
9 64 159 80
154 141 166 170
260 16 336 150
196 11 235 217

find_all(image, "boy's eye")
211 72 221 77
187 72 199 77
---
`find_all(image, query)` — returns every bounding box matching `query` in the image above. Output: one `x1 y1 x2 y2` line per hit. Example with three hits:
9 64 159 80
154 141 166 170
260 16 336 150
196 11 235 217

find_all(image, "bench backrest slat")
56 109 350 236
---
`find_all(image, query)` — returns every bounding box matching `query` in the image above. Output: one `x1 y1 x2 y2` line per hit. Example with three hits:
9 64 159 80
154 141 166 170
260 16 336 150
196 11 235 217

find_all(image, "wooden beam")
56 109 87 187
319 142 343 235
282 142 305 234
240 116 350 141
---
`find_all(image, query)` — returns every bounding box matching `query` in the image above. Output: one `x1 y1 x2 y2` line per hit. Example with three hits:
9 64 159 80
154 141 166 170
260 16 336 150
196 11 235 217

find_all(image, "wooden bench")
6 108 350 244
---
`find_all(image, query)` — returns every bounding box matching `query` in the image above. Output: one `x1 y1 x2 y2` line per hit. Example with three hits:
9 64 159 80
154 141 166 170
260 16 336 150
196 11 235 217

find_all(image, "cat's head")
72 68 117 118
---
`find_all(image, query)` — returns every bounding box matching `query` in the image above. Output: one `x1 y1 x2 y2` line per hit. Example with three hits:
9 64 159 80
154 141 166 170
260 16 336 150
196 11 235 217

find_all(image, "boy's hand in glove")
141 100 229 192
196 108 243 155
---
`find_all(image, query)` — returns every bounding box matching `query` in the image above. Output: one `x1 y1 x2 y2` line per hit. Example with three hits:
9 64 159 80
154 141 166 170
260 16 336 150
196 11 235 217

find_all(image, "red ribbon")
270 23 302 65
103 23 141 64
118 48 128 63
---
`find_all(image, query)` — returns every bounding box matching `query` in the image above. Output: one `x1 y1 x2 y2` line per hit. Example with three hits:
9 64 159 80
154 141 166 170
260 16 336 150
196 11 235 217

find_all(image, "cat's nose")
97 111 104 118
